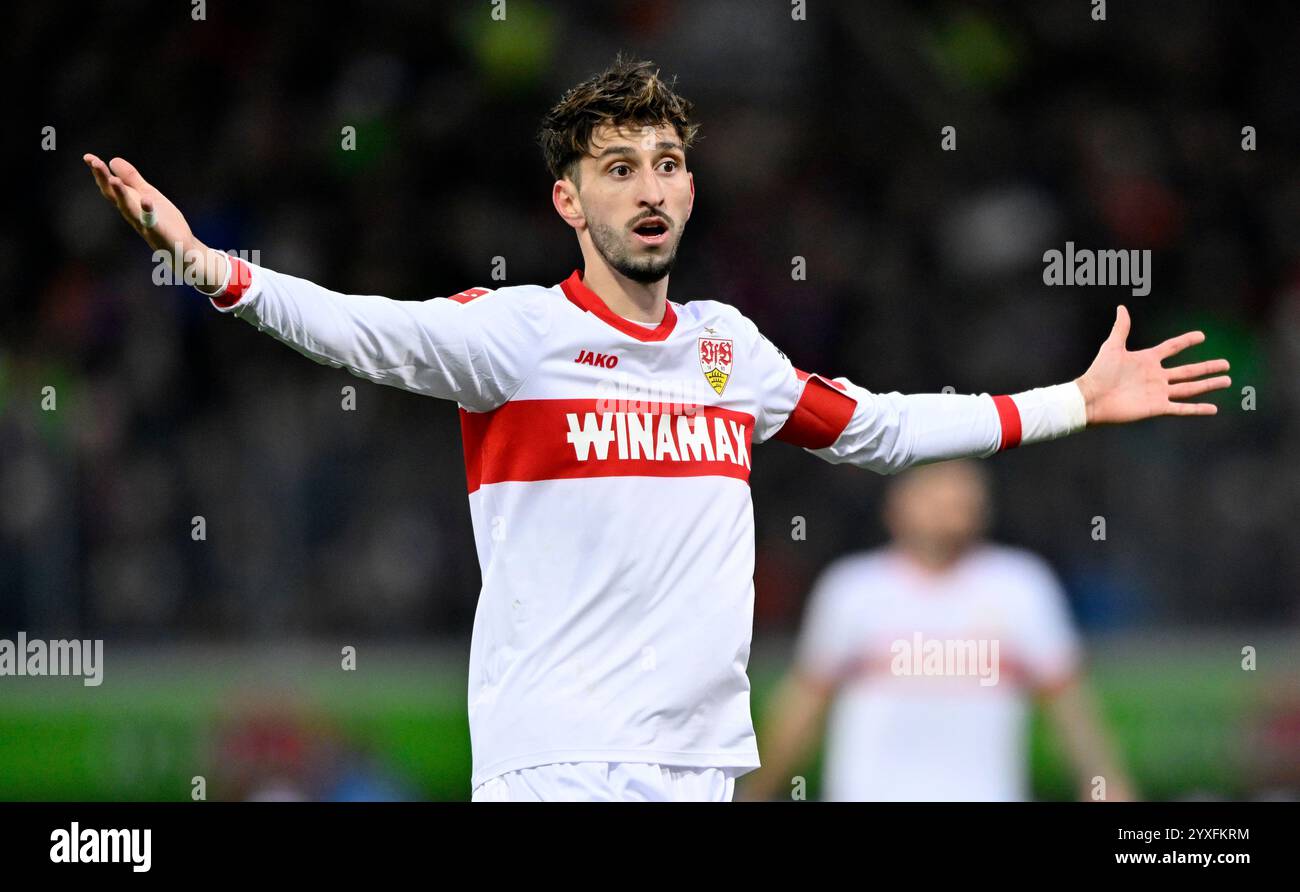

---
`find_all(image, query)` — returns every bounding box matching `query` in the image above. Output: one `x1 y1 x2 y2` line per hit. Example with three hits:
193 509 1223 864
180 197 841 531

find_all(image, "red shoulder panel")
447 287 491 304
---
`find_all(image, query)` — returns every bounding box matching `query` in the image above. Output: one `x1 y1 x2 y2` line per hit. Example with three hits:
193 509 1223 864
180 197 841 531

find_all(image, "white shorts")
471 761 741 802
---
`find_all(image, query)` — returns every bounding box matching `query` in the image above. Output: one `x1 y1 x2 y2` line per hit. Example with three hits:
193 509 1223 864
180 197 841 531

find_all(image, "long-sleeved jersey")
200 256 1086 787
794 544 1081 801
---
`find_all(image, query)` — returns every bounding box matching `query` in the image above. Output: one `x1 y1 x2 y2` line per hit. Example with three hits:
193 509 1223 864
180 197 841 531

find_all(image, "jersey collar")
559 268 677 342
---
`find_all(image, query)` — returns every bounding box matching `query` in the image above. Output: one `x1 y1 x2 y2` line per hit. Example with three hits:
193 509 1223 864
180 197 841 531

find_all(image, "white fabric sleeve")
807 380 1087 473
810 383 1003 472
198 260 553 412
741 312 1088 473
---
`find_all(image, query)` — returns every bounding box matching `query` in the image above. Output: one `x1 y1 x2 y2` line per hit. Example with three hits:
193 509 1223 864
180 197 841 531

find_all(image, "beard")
588 219 683 284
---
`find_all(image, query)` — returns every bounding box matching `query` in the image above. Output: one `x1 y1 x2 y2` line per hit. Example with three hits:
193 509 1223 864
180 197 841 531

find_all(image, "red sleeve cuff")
210 257 254 309
991 393 1023 450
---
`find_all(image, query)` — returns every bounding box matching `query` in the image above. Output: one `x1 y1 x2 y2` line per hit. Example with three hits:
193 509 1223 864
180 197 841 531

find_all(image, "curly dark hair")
537 54 700 186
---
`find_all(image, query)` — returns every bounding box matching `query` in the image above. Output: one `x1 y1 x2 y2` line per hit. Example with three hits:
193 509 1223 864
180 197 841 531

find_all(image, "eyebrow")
594 141 684 160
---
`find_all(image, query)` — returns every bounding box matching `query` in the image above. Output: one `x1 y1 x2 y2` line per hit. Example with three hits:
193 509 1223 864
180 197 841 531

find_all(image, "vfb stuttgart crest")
699 335 734 395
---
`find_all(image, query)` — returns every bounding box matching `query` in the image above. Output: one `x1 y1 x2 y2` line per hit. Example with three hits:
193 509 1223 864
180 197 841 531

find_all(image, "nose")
635 165 667 209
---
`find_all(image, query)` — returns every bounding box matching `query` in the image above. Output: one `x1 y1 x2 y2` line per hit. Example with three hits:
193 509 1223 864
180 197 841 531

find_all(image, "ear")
687 171 695 218
552 178 585 231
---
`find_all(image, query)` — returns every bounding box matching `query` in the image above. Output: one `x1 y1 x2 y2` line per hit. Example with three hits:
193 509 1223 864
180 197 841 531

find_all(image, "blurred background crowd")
2 0 1297 799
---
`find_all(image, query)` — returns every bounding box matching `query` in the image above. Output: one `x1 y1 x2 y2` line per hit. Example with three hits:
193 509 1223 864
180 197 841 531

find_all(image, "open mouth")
632 218 670 245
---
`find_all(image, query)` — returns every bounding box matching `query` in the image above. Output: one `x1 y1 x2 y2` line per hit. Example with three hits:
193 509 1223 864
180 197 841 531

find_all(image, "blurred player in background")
740 460 1135 802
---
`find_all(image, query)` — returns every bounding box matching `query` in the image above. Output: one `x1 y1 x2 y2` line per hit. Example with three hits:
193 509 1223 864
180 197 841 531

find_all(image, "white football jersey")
794 545 1082 801
202 257 1084 787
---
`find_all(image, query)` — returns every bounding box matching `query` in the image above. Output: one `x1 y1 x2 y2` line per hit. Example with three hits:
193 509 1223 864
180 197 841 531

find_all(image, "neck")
579 248 670 323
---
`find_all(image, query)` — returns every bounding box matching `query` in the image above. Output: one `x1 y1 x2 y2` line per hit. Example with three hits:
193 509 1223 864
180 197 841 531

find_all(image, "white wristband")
1010 381 1088 445
193 252 232 297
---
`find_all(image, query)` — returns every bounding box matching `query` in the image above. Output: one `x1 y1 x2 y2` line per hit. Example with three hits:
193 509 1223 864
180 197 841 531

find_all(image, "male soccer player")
84 57 1230 802
739 460 1135 802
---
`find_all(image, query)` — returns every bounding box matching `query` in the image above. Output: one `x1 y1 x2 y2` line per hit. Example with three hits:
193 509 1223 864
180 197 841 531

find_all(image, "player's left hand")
1074 305 1231 425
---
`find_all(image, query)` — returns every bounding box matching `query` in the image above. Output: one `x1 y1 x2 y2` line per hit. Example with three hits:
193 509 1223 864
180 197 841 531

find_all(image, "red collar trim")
559 269 677 342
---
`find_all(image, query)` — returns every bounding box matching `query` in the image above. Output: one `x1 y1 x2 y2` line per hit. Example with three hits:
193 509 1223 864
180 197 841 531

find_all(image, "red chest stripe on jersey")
459 400 754 493
559 269 677 342
834 651 1033 691
774 370 857 449
991 394 1022 450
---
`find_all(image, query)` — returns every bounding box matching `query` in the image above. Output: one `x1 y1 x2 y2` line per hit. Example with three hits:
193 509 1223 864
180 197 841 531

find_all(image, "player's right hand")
83 154 223 290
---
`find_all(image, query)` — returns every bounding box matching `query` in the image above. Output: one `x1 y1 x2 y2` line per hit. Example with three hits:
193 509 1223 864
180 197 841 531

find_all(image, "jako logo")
50 823 151 873
574 350 619 369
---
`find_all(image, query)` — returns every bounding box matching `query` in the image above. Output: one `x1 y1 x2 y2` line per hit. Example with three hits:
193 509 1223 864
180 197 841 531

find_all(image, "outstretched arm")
83 154 551 411
749 307 1230 473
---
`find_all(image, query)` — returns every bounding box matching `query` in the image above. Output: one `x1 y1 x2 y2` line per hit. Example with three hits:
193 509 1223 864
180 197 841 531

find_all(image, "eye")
659 159 679 173
610 163 631 177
